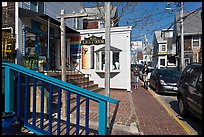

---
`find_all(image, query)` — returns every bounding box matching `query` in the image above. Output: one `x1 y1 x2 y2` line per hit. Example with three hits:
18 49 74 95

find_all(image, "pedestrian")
133 64 140 89
142 64 149 89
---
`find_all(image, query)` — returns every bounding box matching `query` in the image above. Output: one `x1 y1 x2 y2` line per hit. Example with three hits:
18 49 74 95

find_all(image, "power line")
132 6 202 41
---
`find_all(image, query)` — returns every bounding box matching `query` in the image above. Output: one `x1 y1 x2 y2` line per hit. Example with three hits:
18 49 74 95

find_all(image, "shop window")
95 46 121 72
25 32 36 56
112 52 120 70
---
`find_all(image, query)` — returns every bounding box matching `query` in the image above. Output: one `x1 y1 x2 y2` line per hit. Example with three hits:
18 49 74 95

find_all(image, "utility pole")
57 10 87 117
105 2 110 133
180 2 184 71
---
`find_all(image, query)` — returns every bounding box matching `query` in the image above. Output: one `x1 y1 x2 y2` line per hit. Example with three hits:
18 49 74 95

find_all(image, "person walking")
133 64 140 89
142 64 149 90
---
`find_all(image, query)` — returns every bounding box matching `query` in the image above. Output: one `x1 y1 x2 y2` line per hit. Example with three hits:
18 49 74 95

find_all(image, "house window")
192 36 200 47
160 59 165 66
160 44 166 52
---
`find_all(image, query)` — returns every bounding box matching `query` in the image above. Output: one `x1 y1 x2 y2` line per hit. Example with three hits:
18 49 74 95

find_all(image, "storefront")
78 26 132 91
18 8 80 71
22 19 59 71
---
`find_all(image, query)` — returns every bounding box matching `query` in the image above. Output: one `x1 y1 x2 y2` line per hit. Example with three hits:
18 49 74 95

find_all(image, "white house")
78 26 132 91
152 29 175 68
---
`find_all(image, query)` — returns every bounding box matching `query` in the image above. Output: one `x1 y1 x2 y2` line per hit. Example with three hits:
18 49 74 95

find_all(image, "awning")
95 46 122 52
19 7 79 34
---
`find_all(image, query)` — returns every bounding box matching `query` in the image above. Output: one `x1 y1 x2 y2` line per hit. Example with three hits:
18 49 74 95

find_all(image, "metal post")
47 17 50 70
180 2 184 71
60 9 67 117
105 2 110 133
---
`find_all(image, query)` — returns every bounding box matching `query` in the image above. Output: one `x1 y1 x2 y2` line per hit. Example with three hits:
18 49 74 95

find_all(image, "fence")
2 62 118 135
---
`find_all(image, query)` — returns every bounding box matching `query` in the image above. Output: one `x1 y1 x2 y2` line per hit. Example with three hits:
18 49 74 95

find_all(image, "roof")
95 46 122 52
84 6 117 20
175 8 202 36
19 8 79 34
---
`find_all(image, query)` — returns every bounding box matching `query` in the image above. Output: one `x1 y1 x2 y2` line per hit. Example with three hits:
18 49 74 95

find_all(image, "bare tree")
83 2 166 30
83 2 139 27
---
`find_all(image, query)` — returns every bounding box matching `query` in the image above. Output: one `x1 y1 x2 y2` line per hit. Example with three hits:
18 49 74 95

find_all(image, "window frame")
192 35 201 48
95 50 120 72
159 43 167 52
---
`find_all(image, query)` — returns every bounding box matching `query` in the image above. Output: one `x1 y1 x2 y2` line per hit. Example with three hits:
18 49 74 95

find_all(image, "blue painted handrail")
2 63 119 135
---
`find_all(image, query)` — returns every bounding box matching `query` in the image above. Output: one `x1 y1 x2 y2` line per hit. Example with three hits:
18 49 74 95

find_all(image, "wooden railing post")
5 67 14 112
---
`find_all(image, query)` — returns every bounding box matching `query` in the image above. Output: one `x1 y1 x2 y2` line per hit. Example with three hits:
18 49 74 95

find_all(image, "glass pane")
26 32 36 56
113 52 119 70
102 52 105 70
160 59 165 66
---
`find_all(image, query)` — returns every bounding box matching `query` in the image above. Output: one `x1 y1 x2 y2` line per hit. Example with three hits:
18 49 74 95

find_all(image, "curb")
144 80 194 135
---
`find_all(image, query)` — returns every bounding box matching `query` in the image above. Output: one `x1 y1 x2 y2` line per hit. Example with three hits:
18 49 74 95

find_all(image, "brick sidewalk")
67 89 140 135
131 80 188 135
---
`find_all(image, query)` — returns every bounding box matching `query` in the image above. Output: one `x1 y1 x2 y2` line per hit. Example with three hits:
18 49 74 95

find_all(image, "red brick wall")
83 21 98 29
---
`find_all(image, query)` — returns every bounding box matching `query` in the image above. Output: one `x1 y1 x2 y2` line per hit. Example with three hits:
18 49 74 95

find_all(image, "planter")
2 112 16 135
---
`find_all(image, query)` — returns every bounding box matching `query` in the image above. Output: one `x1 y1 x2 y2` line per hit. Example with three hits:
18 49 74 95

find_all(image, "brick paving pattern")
17 76 189 135
131 80 188 135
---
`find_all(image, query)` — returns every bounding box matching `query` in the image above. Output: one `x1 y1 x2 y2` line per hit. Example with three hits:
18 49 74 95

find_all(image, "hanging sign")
81 36 105 45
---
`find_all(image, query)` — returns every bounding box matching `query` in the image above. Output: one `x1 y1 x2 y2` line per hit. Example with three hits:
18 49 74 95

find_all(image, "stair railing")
2 62 118 135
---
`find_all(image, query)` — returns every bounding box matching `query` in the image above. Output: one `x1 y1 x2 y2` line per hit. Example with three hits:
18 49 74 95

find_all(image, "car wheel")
178 95 190 118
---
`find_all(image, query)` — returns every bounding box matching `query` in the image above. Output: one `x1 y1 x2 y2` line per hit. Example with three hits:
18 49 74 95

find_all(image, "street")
148 86 202 135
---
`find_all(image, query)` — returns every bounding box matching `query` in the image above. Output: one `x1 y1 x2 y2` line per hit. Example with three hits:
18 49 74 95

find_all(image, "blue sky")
83 2 202 43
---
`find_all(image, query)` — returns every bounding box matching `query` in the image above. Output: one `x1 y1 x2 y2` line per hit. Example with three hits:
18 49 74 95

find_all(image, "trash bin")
2 112 16 135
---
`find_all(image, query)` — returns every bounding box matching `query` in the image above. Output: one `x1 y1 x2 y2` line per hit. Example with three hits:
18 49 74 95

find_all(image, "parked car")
177 64 202 120
149 68 180 94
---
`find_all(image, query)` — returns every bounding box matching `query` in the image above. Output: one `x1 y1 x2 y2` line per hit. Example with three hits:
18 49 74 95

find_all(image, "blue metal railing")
2 63 119 135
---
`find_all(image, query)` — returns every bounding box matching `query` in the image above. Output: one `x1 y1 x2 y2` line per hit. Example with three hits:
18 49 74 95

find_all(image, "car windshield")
158 69 180 78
